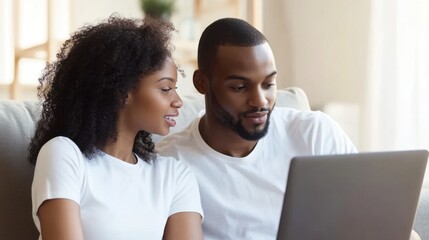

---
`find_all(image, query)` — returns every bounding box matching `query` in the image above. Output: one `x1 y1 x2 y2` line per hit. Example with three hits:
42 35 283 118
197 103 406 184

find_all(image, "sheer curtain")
365 0 429 183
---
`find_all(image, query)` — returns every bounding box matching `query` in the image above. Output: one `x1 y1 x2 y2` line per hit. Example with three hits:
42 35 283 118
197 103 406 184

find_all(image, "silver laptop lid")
277 150 428 240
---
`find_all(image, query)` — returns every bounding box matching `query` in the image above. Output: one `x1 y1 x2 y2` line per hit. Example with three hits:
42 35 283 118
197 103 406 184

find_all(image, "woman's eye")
161 87 177 93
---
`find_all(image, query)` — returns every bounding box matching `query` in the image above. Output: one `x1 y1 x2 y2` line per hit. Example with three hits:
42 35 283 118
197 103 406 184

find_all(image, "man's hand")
410 230 421 240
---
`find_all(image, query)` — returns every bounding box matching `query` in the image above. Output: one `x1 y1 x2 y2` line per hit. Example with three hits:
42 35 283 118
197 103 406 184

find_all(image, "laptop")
277 150 428 240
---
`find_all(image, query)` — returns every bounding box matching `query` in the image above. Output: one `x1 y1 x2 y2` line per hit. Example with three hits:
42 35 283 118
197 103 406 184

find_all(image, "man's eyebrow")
224 71 278 81
267 71 277 78
225 75 250 81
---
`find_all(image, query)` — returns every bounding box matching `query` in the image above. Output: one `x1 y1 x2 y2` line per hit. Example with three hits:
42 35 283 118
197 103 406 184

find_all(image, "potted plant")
139 0 175 20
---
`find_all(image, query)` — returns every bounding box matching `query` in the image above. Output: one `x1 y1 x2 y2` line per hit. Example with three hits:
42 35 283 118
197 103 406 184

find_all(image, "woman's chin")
153 129 169 137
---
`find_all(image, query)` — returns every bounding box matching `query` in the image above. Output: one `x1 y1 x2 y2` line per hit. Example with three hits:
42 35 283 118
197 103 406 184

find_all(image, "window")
0 0 69 99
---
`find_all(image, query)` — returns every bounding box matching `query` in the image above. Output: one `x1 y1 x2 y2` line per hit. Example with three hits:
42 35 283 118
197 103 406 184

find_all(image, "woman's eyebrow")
157 77 176 82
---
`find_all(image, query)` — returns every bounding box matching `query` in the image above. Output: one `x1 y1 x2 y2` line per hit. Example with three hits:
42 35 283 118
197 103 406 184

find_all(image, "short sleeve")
312 111 358 154
31 137 85 219
168 159 204 220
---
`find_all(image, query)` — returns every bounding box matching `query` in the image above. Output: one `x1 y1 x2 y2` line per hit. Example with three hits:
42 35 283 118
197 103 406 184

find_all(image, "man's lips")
243 111 268 125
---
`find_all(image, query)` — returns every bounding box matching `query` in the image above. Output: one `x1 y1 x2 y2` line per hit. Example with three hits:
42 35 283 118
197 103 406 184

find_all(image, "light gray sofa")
0 87 427 239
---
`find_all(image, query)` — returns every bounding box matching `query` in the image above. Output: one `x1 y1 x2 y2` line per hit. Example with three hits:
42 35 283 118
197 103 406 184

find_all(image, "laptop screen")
277 150 428 240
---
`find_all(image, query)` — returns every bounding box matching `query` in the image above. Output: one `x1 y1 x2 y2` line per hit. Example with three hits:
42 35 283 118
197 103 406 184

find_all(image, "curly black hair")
28 15 175 165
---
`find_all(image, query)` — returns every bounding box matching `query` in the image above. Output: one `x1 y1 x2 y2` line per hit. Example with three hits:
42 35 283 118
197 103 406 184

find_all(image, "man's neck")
198 115 258 157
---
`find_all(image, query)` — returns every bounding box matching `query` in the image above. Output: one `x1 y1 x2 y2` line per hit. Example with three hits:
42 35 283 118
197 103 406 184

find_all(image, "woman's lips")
164 115 177 127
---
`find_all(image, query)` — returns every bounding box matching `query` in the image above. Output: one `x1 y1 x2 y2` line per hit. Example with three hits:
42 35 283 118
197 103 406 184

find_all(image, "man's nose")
248 87 268 108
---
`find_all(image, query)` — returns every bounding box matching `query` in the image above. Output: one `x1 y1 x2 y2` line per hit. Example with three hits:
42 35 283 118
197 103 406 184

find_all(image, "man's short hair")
197 18 267 76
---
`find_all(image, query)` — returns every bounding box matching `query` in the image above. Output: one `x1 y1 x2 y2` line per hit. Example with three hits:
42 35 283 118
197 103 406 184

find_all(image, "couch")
0 87 427 239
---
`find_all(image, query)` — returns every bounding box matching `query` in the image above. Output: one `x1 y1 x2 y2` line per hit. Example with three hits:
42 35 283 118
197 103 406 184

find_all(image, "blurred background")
1 0 428 159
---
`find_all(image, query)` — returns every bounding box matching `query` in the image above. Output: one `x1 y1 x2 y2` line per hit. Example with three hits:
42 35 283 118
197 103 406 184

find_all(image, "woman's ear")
193 70 209 94
125 92 132 105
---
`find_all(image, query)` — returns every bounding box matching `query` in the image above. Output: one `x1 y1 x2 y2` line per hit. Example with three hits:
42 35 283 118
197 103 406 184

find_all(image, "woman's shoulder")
42 136 79 149
38 136 86 166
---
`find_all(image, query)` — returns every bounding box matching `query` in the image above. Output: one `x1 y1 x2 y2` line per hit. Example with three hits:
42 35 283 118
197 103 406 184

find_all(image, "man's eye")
231 86 246 92
264 83 276 89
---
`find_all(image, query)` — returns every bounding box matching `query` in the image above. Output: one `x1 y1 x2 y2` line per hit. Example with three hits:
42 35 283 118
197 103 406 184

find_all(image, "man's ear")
193 69 209 94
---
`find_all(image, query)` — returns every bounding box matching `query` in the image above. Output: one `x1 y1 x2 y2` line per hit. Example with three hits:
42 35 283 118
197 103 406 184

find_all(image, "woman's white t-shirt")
32 136 203 240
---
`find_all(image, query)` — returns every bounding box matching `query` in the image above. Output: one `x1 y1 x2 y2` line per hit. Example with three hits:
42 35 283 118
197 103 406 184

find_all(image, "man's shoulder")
158 124 194 143
269 107 343 138
156 119 198 153
271 107 328 125
270 107 357 153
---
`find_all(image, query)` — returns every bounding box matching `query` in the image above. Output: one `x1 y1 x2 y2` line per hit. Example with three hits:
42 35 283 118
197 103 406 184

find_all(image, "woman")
28 15 203 240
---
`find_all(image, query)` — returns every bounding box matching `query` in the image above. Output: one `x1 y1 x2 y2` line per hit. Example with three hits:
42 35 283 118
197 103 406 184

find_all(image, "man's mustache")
241 107 271 115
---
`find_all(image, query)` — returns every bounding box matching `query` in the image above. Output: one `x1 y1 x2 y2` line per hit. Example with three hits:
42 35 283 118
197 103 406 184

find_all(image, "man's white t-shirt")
32 136 203 240
156 107 357 240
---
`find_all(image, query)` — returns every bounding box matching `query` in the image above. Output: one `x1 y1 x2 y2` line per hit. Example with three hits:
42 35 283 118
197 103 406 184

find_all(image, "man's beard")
208 89 273 141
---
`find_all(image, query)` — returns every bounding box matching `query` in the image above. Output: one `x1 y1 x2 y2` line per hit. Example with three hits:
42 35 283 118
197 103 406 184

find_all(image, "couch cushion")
415 188 429 239
276 87 310 111
0 100 40 239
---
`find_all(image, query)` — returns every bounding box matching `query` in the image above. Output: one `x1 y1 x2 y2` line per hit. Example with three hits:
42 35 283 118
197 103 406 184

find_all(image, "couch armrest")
276 87 311 111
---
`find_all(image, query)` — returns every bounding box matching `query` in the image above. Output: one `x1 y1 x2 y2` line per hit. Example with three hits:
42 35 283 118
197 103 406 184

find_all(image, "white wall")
264 0 370 107
70 0 142 31
263 0 371 150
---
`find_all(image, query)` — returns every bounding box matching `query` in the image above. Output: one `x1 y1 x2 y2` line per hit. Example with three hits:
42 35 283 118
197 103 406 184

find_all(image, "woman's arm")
38 199 84 240
163 212 203 240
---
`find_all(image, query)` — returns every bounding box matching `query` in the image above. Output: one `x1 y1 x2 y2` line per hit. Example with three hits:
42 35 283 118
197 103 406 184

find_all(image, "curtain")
366 0 429 184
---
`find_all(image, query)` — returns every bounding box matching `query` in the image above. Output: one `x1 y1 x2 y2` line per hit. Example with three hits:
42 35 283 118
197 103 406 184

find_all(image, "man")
156 18 420 240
